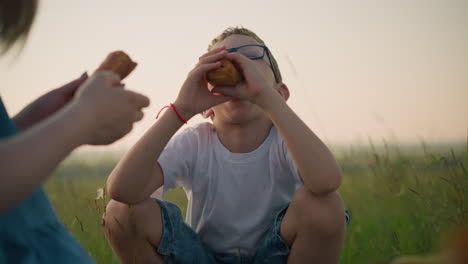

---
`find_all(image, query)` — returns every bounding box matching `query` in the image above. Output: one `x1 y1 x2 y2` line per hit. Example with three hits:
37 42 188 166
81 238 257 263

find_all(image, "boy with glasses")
105 27 348 264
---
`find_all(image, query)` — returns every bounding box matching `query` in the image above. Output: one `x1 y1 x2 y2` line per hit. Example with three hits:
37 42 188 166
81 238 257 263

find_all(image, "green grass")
44 143 467 263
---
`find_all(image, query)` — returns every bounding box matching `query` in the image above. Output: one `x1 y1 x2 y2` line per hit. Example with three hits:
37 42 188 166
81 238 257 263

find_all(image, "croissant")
206 59 243 86
95 51 137 80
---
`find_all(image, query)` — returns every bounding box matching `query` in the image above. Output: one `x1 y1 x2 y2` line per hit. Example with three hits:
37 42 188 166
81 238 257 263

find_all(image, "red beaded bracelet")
156 103 188 124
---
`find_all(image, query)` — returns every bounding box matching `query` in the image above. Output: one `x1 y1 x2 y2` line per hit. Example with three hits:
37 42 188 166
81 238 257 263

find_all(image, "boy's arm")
107 47 230 204
106 108 185 204
217 52 342 195
258 90 342 195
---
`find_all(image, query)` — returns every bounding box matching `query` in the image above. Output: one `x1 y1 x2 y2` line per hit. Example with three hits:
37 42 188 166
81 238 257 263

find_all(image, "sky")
1 0 467 152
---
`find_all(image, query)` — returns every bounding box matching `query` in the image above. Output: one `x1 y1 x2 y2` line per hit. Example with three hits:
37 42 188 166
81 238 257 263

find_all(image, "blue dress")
0 98 94 263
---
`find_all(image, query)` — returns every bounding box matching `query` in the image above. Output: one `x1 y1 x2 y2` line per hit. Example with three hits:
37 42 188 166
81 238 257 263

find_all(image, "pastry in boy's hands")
95 51 137 80
206 59 243 86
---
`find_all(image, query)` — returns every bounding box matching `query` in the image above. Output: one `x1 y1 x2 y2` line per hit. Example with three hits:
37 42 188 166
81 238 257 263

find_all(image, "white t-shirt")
158 122 303 256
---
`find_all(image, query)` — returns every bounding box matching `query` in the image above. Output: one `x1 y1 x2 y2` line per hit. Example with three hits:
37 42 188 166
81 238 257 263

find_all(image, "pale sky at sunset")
1 0 467 152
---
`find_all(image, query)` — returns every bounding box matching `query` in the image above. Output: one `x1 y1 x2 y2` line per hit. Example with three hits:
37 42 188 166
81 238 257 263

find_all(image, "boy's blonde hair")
208 26 283 83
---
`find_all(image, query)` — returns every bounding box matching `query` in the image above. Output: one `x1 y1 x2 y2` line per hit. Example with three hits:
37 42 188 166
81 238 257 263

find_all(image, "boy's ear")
278 83 290 101
201 108 214 119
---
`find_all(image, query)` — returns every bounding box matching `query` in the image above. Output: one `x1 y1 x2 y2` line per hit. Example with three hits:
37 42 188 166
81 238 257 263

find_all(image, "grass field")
44 142 467 264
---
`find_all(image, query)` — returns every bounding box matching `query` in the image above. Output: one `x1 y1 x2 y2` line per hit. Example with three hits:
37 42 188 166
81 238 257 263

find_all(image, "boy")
105 27 347 264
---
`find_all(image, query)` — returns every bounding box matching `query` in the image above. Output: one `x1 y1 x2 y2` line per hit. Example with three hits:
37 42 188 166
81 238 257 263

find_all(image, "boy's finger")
197 50 227 66
213 94 232 105
193 61 222 77
225 52 250 68
199 46 226 60
211 86 240 98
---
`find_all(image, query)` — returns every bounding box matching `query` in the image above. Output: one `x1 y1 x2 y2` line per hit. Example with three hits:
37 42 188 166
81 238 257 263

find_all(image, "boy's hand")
72 71 150 145
210 52 276 108
13 73 89 131
173 47 232 121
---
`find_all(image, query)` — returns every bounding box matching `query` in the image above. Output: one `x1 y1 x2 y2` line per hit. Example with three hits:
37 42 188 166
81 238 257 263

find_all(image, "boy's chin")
214 102 265 124
226 111 265 125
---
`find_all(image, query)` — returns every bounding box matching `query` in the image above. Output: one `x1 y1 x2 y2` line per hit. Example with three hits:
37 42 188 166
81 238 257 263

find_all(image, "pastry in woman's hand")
95 51 137 80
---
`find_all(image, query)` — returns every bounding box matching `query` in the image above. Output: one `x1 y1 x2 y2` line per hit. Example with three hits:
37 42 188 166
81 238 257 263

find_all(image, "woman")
0 0 150 262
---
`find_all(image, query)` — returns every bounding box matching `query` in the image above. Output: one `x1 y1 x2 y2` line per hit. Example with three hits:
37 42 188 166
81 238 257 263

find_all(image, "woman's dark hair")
0 0 37 53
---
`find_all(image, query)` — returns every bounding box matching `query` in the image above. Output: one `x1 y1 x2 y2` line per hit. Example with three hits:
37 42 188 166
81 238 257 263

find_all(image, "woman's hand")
71 71 150 145
13 73 88 131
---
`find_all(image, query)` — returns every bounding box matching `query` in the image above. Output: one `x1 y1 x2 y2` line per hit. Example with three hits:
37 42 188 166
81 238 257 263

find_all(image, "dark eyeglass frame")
226 44 279 83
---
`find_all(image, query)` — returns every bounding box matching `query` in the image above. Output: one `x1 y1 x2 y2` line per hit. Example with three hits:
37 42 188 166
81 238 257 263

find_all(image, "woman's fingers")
133 110 144 121
96 71 122 86
59 72 89 97
124 90 150 109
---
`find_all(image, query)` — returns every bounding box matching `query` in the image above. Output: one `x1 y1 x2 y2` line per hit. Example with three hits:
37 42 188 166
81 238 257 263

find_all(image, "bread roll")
206 59 243 86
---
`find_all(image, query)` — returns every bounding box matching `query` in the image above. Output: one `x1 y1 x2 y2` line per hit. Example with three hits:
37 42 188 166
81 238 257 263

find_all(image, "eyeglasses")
226 44 279 83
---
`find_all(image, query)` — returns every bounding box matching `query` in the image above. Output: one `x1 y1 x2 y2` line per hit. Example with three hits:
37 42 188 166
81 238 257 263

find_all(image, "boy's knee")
103 200 133 240
290 187 345 237
104 199 162 239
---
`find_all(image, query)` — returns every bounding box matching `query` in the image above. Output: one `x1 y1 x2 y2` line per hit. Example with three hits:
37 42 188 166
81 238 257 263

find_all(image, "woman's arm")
0 72 150 213
0 103 87 213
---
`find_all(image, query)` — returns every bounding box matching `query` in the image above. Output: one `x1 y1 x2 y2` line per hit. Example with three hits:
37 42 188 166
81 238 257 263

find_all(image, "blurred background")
1 0 466 154
1 1 467 263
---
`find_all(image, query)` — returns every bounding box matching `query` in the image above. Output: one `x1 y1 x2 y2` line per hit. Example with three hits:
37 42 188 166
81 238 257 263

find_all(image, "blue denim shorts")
154 199 350 264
